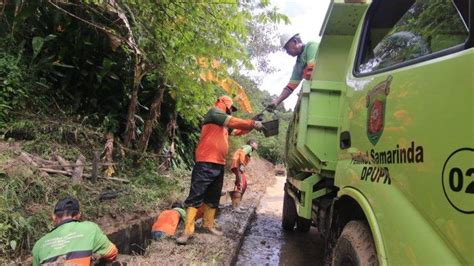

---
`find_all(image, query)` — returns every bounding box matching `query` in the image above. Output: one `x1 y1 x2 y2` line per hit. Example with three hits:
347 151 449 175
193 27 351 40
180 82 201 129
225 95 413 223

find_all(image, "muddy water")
236 175 325 265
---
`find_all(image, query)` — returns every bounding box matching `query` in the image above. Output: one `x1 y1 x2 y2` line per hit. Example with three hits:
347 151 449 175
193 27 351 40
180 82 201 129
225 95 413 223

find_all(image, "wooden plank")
39 168 72 175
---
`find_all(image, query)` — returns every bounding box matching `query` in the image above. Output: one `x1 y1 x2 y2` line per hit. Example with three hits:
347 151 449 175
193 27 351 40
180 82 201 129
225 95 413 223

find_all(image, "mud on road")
236 175 324 266
124 158 276 265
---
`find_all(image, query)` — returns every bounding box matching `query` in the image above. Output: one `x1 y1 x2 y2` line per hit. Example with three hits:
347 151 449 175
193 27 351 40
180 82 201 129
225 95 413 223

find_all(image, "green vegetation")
0 0 291 261
230 74 292 164
0 148 188 260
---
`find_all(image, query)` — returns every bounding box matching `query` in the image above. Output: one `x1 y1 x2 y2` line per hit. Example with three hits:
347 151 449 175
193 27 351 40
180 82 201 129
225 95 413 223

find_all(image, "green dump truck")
282 0 473 265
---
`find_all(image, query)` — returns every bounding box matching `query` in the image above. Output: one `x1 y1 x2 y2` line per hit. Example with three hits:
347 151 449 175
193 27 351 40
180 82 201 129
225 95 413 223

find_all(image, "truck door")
339 0 473 264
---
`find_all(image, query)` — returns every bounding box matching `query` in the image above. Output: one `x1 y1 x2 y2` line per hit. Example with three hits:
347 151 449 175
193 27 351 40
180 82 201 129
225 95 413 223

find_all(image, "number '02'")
449 167 474 193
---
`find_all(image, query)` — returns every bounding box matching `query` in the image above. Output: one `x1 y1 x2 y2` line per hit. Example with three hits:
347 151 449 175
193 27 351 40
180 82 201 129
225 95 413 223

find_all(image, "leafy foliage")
229 74 291 164
0 0 288 153
0 40 32 123
0 1 291 260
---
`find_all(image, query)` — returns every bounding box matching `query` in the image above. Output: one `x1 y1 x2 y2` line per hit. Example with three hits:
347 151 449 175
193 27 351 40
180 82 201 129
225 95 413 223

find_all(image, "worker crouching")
32 197 118 265
230 139 258 213
176 96 263 245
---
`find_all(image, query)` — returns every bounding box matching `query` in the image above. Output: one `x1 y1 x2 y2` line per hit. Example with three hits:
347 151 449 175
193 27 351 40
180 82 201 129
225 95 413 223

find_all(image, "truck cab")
283 0 473 265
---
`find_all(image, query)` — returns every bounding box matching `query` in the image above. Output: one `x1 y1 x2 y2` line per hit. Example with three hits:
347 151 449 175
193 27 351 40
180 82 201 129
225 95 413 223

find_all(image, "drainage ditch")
107 216 155 255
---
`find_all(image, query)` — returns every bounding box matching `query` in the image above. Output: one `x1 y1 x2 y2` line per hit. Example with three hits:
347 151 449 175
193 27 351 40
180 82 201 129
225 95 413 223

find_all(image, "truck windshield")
359 0 469 73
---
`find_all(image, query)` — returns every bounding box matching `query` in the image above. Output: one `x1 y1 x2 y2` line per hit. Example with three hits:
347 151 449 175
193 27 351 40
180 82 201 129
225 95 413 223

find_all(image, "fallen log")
31 156 58 168
40 162 116 168
39 168 130 183
19 152 39 167
39 168 72 176
53 154 73 172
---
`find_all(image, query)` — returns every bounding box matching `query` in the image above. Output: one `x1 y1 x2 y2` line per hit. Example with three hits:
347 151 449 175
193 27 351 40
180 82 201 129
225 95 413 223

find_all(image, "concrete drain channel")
107 216 155 256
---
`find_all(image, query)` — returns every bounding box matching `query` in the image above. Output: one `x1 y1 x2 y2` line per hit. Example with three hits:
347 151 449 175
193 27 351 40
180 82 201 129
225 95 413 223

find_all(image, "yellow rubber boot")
202 204 223 236
176 207 198 245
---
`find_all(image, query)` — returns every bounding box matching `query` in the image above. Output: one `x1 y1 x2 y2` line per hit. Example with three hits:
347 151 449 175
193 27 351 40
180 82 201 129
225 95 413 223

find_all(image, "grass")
0 116 191 262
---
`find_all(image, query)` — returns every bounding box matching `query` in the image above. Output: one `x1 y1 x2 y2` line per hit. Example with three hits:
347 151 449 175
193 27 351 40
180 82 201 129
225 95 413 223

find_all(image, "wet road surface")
236 175 325 265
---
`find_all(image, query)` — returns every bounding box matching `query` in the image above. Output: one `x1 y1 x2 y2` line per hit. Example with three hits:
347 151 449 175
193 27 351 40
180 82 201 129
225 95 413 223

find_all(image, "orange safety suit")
195 107 254 165
231 144 253 194
151 205 205 237
185 100 255 208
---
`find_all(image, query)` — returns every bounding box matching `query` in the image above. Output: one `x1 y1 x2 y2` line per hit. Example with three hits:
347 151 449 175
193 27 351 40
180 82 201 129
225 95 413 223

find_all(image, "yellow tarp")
197 58 253 113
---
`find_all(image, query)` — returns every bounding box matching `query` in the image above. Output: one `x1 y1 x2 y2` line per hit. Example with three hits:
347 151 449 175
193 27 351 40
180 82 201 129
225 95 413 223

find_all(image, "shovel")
252 109 279 137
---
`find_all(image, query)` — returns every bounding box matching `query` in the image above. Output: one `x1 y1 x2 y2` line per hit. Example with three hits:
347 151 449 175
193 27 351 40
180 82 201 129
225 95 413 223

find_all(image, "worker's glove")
265 103 277 112
252 113 264 121
253 121 265 131
239 165 245 173
91 254 101 262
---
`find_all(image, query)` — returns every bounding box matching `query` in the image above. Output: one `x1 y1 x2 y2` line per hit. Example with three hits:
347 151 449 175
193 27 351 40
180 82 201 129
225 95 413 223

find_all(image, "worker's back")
152 209 182 236
32 220 117 266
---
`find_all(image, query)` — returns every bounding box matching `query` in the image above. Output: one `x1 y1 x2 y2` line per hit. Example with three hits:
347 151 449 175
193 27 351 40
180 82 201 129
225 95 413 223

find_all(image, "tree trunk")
124 59 146 147
138 85 166 152
72 154 85 183
48 0 146 148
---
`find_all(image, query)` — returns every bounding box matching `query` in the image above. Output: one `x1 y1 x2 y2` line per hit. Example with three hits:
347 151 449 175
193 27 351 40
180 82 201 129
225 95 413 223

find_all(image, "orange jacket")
231 145 253 170
151 209 181 236
195 103 254 165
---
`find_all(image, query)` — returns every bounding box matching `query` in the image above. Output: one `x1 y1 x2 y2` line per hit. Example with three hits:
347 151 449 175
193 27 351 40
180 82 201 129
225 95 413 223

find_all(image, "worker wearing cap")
267 33 319 110
32 197 118 266
230 139 258 212
177 95 264 244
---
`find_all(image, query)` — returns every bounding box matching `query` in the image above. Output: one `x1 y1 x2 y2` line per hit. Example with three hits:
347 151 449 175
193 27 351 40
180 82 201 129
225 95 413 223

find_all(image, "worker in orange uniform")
151 202 186 239
151 203 206 240
176 95 264 245
32 197 118 266
230 139 258 212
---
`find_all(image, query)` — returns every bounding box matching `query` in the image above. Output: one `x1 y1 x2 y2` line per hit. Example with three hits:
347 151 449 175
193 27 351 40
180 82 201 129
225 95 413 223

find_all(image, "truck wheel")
296 216 311 232
282 184 297 231
332 221 378 266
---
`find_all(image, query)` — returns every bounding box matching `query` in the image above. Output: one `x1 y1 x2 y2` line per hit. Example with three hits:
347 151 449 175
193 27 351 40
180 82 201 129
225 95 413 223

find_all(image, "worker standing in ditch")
266 33 319 110
32 197 118 265
230 139 258 213
176 95 264 245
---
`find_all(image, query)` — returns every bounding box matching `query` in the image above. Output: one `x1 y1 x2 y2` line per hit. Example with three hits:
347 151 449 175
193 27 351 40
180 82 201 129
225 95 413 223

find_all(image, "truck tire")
282 184 297 231
332 221 378 266
296 216 311 232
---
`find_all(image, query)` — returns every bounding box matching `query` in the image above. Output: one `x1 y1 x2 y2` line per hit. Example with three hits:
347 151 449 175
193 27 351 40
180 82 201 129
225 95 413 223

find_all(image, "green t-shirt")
202 107 230 126
288 41 319 88
241 145 253 156
32 220 115 265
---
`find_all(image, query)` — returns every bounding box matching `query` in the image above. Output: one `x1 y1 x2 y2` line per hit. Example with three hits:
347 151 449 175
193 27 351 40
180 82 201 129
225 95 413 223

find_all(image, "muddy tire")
332 221 378 266
296 216 311 232
282 184 297 231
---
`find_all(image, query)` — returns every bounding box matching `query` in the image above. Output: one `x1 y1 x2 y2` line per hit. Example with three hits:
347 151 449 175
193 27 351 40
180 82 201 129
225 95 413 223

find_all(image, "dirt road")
236 175 325 265
125 158 276 265
122 160 325 265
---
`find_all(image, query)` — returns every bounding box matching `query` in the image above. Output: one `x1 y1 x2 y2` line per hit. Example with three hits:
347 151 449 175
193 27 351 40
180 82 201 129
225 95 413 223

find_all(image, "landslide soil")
124 158 276 265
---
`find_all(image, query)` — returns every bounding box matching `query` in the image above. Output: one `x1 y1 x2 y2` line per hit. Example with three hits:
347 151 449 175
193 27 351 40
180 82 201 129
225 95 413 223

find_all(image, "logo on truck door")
366 76 392 145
